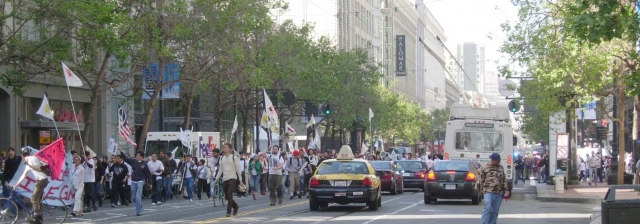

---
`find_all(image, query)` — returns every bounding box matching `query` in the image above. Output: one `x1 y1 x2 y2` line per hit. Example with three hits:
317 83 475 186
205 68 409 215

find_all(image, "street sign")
556 133 569 159
499 80 516 96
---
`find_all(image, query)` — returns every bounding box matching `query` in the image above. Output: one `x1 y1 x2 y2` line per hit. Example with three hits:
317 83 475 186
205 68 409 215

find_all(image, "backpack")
309 164 317 173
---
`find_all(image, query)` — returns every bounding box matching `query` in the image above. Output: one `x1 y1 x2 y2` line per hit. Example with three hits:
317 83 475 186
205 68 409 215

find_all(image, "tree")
0 0 76 95
500 0 635 184
426 108 450 142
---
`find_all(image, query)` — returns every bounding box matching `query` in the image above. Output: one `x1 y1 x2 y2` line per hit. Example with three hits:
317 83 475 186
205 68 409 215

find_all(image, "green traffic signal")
324 104 331 115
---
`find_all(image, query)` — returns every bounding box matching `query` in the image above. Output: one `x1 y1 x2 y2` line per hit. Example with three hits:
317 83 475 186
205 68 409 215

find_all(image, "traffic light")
508 100 520 113
324 104 331 115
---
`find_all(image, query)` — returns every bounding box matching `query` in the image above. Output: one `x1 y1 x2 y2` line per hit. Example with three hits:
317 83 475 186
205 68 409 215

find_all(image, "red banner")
34 138 65 180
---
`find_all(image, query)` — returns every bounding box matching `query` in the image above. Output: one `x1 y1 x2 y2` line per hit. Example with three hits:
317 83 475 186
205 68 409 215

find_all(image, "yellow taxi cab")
308 145 382 211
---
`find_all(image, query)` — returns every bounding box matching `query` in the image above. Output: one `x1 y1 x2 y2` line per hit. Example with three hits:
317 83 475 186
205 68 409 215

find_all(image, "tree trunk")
82 53 111 147
633 96 639 185
323 120 330 151
182 86 196 130
241 109 249 153
617 84 626 184
138 61 166 150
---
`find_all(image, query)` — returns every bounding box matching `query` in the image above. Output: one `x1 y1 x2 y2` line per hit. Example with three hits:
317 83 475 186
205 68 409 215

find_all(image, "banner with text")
396 35 406 76
142 63 180 100
9 151 74 207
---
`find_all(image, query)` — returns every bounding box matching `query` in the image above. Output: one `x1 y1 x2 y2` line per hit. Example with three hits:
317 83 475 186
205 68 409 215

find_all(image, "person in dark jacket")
159 151 176 201
120 150 152 216
3 148 21 197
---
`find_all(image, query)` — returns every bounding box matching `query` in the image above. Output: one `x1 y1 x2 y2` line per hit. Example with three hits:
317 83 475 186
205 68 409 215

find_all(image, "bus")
443 104 516 195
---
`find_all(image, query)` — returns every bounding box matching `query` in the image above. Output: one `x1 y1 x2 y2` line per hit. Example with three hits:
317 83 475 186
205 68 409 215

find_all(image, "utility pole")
608 93 619 185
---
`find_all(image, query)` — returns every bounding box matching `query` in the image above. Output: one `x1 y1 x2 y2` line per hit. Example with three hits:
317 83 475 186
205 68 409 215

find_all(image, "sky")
426 0 519 74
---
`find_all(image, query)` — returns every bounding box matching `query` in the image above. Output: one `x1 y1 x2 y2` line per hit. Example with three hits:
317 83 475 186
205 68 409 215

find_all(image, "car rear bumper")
425 182 475 199
403 178 425 188
380 179 393 191
309 187 378 204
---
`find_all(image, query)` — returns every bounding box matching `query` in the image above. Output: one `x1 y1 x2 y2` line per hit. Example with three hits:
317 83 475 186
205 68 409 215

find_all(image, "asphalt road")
50 184 595 224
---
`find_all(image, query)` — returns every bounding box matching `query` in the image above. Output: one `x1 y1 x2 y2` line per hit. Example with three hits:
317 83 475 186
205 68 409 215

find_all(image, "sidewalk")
534 179 640 204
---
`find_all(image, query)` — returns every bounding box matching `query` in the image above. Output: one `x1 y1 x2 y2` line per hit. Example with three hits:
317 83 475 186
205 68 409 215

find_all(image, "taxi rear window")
316 161 370 175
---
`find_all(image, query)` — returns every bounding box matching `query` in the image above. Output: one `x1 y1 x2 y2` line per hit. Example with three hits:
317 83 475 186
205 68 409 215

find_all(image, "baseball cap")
489 153 501 161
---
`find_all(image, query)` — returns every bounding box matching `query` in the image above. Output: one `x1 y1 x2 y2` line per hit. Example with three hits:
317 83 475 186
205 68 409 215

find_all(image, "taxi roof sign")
336 145 354 160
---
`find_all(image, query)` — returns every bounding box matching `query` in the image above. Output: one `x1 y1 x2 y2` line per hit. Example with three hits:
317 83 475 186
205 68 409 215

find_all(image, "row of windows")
355 2 374 36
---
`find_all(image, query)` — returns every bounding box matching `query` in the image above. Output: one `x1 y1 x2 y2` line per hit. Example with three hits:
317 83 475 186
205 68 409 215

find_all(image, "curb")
535 195 600 204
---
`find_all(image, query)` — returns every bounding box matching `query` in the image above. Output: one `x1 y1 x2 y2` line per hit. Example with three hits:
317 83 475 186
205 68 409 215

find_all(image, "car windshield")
396 161 424 171
433 161 470 171
370 162 391 170
316 161 370 175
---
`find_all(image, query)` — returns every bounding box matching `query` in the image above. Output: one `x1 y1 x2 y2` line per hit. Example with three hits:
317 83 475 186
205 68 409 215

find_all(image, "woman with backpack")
249 155 261 200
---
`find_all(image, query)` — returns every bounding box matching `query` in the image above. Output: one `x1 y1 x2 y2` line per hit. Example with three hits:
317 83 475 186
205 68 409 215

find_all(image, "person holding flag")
14 148 50 224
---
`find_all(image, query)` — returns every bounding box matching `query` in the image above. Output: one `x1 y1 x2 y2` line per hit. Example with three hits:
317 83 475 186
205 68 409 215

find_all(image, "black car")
395 160 428 191
423 160 482 205
369 161 404 195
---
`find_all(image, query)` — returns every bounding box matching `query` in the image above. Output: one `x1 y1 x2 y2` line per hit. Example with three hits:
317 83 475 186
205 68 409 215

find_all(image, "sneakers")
298 194 302 199
151 202 157 206
290 196 294 200
111 204 117 208
157 202 162 205
253 193 257 200
189 199 193 202
278 197 283 204
233 207 238 215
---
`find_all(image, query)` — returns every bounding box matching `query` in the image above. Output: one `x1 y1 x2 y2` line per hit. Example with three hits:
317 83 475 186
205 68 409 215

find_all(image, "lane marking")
309 192 418 224
196 201 307 223
362 200 422 224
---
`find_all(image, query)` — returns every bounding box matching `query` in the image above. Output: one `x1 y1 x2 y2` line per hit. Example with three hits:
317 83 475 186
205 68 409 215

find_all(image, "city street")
53 183 595 224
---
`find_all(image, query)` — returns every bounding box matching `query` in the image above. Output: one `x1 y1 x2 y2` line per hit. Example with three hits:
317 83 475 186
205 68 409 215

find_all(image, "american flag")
118 104 137 147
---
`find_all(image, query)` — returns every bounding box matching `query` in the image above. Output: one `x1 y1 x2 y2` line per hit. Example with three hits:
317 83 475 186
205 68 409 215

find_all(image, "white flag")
85 145 96 158
288 142 294 153
36 94 54 120
361 143 369 155
61 62 83 87
231 115 238 139
306 114 316 128
260 111 270 129
313 130 321 149
107 138 117 155
263 89 278 123
285 122 295 135
171 146 179 160
369 108 374 122
180 127 192 148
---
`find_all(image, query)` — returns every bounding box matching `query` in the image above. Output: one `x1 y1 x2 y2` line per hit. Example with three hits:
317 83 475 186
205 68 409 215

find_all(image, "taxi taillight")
362 177 372 186
310 177 320 187
427 171 436 181
465 172 476 182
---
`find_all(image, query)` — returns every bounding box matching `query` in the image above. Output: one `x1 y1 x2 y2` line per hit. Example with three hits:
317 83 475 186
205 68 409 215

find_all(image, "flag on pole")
107 138 117 155
260 111 270 129
306 114 316 128
117 104 137 147
231 115 238 139
285 122 295 135
263 89 278 123
179 127 192 148
36 94 54 120
313 130 321 149
361 143 369 155
369 108 374 122
288 142 294 153
61 62 83 87
34 138 66 180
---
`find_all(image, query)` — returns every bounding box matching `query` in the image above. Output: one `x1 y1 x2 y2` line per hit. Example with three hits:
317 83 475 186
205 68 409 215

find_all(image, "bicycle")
0 187 67 224
212 180 225 207
142 181 152 199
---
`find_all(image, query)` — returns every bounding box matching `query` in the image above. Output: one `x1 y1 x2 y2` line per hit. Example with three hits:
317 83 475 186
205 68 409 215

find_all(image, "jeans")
152 177 163 203
589 167 598 184
164 175 173 200
250 175 260 194
281 174 287 195
481 192 503 224
184 177 194 200
131 181 144 215
32 179 48 217
197 179 210 200
93 182 104 206
299 174 304 192
537 166 547 182
83 182 95 209
210 177 216 196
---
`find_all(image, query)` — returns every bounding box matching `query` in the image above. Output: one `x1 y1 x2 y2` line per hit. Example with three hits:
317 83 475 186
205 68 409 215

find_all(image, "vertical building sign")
396 35 406 76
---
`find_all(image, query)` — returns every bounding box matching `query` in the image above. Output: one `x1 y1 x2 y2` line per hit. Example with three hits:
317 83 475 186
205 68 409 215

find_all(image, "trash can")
554 169 565 193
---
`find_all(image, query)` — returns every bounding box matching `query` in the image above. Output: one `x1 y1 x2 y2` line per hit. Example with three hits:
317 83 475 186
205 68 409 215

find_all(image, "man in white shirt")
213 143 244 217
148 154 164 205
425 155 434 171
208 148 221 196
15 147 50 224
260 145 284 206
83 151 97 212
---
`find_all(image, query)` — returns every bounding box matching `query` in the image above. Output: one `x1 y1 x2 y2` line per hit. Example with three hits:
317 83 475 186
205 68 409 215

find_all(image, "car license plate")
335 192 346 196
445 185 456 190
335 181 347 187
403 173 411 177
353 192 363 196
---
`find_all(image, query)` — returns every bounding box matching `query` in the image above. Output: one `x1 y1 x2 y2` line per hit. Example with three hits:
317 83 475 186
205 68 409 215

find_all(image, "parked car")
370 161 404 195
423 160 482 205
395 160 428 191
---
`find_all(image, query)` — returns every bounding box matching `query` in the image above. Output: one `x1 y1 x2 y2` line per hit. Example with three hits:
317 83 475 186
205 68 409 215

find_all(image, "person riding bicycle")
14 147 49 224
